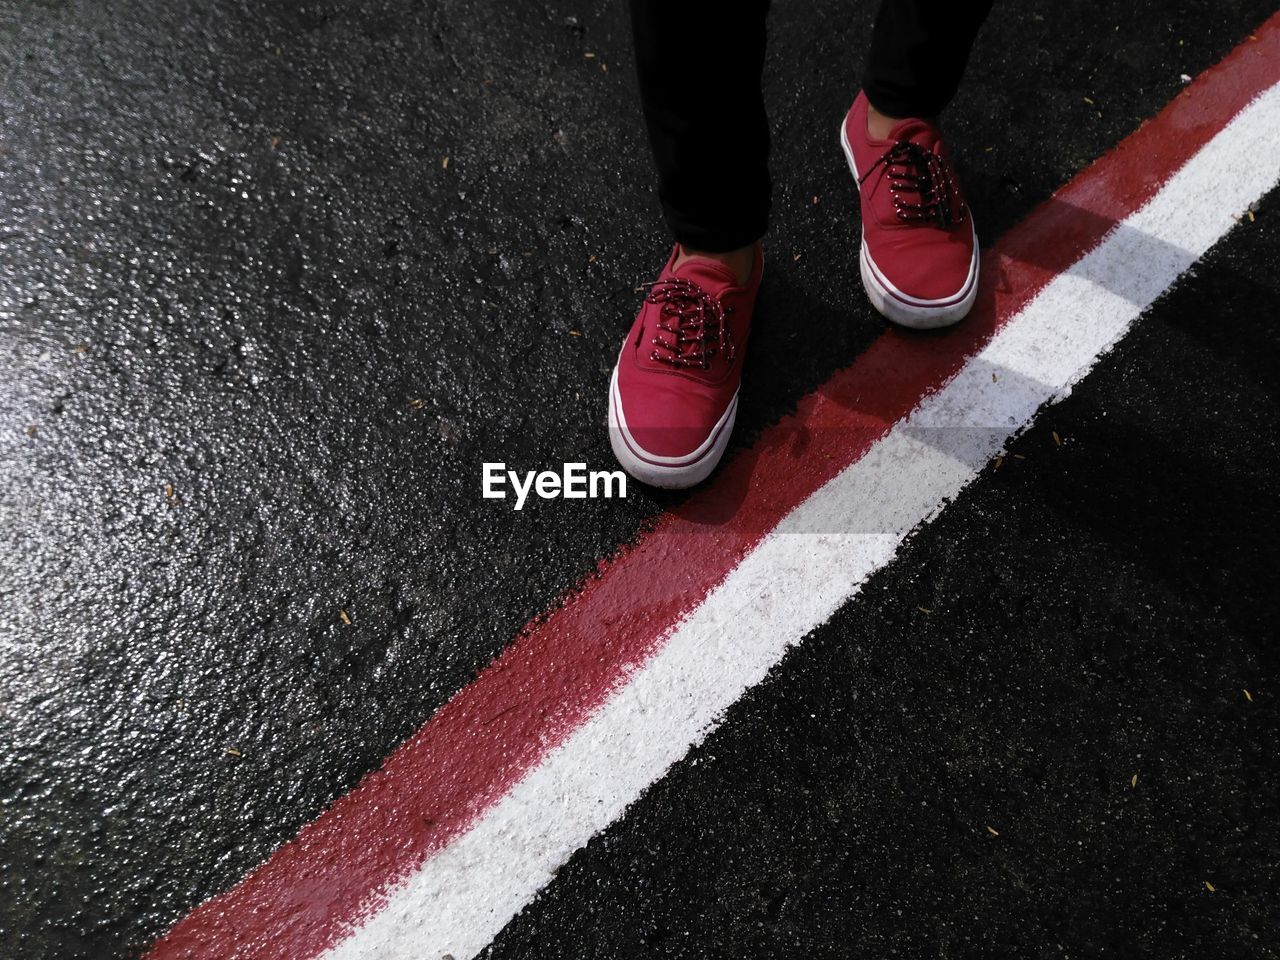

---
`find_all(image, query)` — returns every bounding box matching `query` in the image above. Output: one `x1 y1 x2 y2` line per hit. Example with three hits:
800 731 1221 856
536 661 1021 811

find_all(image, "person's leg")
838 0 992 329
630 0 770 278
862 0 994 128
608 0 770 489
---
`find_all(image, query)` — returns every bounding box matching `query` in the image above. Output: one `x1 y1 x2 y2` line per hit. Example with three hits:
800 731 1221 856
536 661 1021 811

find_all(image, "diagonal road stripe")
148 15 1280 960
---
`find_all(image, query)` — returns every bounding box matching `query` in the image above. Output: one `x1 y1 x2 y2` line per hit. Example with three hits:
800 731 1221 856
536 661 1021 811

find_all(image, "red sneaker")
608 244 762 488
839 90 977 329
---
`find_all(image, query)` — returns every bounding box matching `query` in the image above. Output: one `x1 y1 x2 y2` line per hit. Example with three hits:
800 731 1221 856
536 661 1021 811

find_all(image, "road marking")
148 15 1280 960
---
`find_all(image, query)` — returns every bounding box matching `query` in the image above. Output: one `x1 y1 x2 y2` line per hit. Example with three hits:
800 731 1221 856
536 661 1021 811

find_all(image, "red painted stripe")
148 17 1280 960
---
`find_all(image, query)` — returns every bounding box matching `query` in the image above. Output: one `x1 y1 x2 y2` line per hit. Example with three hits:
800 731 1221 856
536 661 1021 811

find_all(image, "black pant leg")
629 0 771 252
863 0 993 119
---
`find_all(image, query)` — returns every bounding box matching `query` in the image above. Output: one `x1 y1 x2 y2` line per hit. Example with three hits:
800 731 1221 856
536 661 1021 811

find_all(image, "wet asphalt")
1 0 1277 957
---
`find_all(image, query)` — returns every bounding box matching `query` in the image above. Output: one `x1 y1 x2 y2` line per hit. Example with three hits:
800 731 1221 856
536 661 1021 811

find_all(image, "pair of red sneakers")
609 91 977 488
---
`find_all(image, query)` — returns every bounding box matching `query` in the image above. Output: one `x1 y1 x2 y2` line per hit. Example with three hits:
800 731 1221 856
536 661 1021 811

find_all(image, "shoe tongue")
672 254 740 290
888 117 940 149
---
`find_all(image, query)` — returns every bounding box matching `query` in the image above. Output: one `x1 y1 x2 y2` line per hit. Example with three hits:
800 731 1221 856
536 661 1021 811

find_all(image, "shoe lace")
645 277 736 370
860 139 967 227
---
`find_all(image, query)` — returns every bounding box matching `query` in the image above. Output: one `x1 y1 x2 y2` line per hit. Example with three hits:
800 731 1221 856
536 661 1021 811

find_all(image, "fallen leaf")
441 156 449 169
1204 880 1216 893
986 825 1000 836
1131 773 1138 788
226 747 242 757
1243 688 1253 702
1052 431 1062 447
339 609 351 625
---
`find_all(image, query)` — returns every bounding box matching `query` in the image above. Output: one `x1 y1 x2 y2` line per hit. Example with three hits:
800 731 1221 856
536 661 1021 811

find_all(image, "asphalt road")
1 1 1277 957
485 185 1280 960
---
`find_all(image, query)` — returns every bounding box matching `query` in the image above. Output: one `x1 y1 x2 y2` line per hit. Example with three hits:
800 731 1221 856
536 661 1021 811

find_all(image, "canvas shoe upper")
608 243 762 488
840 90 978 328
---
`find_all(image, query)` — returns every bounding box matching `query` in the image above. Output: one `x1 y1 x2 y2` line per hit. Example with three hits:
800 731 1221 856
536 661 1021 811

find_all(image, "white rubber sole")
839 118 979 330
607 360 737 490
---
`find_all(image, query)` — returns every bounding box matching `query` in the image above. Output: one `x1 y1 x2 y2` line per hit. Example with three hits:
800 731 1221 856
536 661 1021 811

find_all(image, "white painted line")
322 83 1280 960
